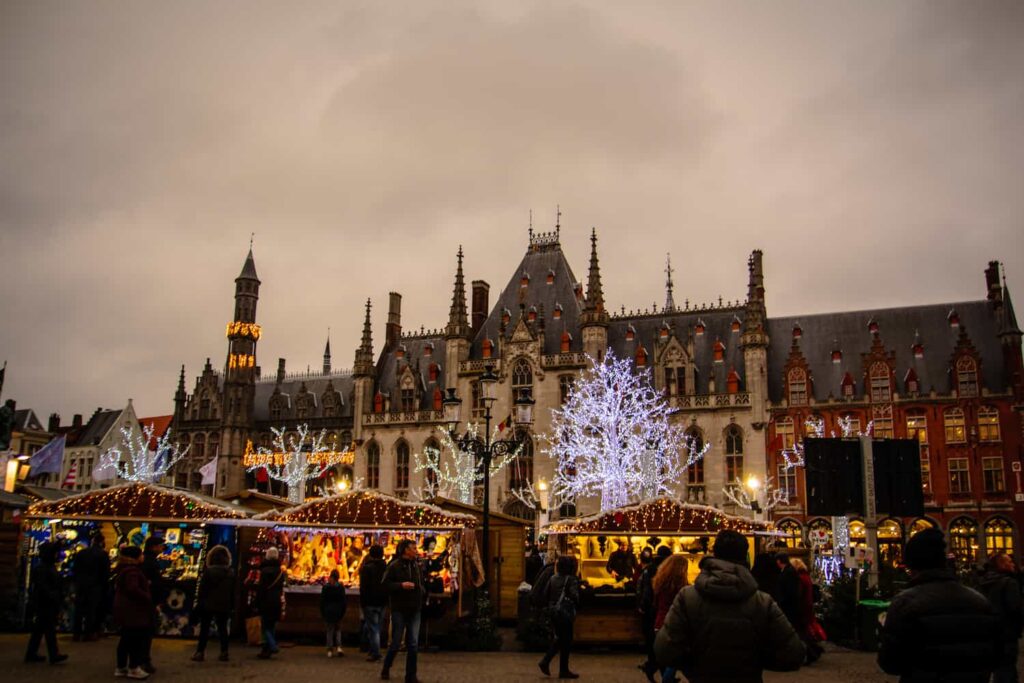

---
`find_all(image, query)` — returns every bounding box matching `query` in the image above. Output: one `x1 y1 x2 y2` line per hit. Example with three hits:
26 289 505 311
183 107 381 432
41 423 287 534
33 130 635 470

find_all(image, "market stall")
543 497 773 644
23 482 250 635
245 490 480 639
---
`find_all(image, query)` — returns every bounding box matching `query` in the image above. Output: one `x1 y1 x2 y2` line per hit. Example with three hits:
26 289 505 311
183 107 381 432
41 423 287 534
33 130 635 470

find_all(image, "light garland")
243 439 354 468
781 416 875 470
413 424 520 504
721 476 789 512
25 482 247 521
228 353 255 369
270 489 477 529
245 425 353 503
546 351 708 512
544 497 771 535
225 321 262 340
95 424 188 483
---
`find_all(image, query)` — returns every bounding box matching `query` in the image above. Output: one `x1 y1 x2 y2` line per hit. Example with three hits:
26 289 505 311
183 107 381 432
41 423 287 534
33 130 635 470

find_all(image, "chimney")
72 414 83 428
277 358 286 384
386 292 402 351
985 261 1002 305
48 413 61 433
472 280 490 337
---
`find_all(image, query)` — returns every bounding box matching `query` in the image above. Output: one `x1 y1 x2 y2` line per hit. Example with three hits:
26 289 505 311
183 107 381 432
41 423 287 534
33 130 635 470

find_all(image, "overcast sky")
2 0 1022 422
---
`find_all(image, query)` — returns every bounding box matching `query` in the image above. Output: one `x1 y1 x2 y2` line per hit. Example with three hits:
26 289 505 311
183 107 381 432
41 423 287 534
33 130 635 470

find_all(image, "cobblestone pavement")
2 633 905 683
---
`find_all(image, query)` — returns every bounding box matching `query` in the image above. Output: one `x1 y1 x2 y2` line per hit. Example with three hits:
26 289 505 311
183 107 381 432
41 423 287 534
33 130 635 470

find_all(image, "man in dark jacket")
978 552 1021 683
72 532 110 641
638 546 673 682
24 542 68 664
139 536 166 673
774 552 801 631
256 547 285 659
192 545 235 662
655 530 804 683
380 539 425 682
359 544 388 662
606 538 638 582
878 529 1002 683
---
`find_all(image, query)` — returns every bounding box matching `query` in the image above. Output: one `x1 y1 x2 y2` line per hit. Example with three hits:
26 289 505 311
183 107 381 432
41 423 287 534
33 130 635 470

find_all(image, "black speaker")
804 439 863 516
872 439 924 517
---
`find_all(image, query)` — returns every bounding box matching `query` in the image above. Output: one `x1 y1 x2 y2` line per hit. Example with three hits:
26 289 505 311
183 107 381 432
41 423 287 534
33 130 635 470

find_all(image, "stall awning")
25 482 250 522
542 497 773 535
266 490 477 529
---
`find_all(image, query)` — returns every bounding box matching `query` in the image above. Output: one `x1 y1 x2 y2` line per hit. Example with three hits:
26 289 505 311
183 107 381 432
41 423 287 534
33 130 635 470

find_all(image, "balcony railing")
669 392 750 410
363 410 445 426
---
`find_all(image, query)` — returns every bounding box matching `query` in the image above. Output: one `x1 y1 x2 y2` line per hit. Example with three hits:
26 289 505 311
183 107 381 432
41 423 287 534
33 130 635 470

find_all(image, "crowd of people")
20 527 1024 683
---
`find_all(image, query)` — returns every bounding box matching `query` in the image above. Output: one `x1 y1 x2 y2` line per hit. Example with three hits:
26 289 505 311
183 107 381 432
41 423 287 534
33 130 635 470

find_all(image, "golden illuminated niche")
242 439 355 468
225 322 262 340
228 354 256 369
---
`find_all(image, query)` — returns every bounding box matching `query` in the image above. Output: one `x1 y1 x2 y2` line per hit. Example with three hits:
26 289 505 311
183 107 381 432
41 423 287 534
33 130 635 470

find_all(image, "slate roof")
238 249 258 280
376 336 449 408
13 409 45 432
471 241 585 357
253 372 356 422
765 299 1006 402
74 409 123 447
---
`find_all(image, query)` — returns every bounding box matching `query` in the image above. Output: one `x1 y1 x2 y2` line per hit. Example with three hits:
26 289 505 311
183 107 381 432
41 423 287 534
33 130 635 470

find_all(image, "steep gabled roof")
75 409 123 447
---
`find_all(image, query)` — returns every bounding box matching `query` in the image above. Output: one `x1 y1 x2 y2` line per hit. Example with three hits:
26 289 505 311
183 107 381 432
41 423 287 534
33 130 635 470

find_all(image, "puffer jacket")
879 569 1002 683
359 558 388 608
977 569 1023 641
654 557 804 683
382 558 425 615
320 581 348 623
197 564 235 616
113 558 153 629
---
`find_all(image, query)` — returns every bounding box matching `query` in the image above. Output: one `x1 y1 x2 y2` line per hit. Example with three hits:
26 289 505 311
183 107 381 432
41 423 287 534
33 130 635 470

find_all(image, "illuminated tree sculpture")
96 424 188 483
547 351 709 513
722 476 789 513
245 424 352 503
414 424 521 505
781 415 874 469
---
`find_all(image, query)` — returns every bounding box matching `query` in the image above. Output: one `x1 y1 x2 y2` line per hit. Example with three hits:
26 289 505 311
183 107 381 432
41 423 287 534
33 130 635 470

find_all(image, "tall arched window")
956 356 979 397
787 368 807 406
869 362 891 402
724 425 743 455
192 433 206 460
207 433 219 459
949 517 978 565
774 417 795 451
509 430 533 491
366 441 380 489
395 441 410 494
984 517 1014 557
978 406 1001 442
944 408 967 443
685 427 705 503
777 519 803 549
724 425 744 485
512 358 533 394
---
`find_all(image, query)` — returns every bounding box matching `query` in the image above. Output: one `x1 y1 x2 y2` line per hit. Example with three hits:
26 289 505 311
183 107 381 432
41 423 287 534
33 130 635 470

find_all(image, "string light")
225 322 262 340
26 482 247 521
245 425 354 503
544 497 771 535
547 351 708 512
413 424 520 504
722 476 789 512
266 489 476 529
96 424 188 483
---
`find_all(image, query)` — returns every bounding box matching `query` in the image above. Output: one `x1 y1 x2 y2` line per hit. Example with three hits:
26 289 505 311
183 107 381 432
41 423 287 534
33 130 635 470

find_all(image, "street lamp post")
442 365 534 593
745 474 763 521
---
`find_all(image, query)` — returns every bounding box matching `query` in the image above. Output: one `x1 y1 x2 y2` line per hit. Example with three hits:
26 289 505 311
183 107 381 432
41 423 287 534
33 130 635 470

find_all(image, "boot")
380 666 390 680
558 672 579 679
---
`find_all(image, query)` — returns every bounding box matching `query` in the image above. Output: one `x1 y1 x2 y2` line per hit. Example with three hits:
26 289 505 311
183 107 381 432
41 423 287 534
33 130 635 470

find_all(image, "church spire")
354 299 376 378
664 253 676 312
445 246 471 339
323 330 332 375
581 228 609 327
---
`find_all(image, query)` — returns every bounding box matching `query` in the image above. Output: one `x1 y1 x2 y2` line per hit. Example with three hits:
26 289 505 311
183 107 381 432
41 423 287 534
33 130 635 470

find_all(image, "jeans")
541 616 574 675
73 584 102 637
363 606 386 658
261 618 278 654
325 621 343 649
116 629 147 670
382 610 420 681
25 617 59 662
196 612 230 655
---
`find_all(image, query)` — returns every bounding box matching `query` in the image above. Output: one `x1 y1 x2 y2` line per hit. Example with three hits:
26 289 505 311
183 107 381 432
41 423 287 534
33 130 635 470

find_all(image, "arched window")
400 376 416 412
509 430 533 491
956 356 979 398
787 368 807 406
366 441 380 489
724 425 743 455
685 426 705 503
984 517 1014 557
877 518 904 567
949 517 978 565
909 518 937 537
270 394 286 421
665 364 687 396
512 358 533 392
978 407 1001 442
849 519 866 547
777 519 803 549
774 417 795 451
944 408 966 443
724 424 743 484
207 433 219 459
192 433 206 460
869 362 891 402
395 441 410 494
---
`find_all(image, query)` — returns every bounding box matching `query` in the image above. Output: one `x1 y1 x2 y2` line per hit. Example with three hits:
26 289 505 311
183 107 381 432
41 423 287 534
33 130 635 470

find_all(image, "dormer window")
787 367 808 406
520 271 530 288
560 330 572 353
659 323 670 340
528 306 537 322
792 323 802 340
423 343 433 357
546 269 555 285
501 309 511 326
695 319 706 336
373 392 384 414
868 318 879 335
625 325 636 342
948 309 960 328
713 340 725 363
432 388 443 411
955 356 978 397
428 362 440 383
841 372 856 398
904 368 920 395
912 342 924 358
396 345 406 360
869 362 892 402
553 303 563 320
482 338 493 359
636 345 648 367
832 349 842 363
726 368 740 394
731 317 741 333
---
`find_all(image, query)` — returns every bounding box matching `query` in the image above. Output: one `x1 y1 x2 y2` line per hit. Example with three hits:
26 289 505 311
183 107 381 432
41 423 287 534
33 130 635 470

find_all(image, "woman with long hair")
652 554 689 683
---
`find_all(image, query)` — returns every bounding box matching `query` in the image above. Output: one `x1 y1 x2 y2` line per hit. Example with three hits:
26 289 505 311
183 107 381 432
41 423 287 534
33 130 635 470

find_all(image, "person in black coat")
321 569 347 658
359 544 388 662
255 547 285 659
525 544 544 585
71 532 110 641
139 536 166 673
24 542 68 664
878 529 1002 683
191 545 235 662
978 552 1022 683
775 552 801 630
380 539 425 682
637 546 672 682
539 555 581 679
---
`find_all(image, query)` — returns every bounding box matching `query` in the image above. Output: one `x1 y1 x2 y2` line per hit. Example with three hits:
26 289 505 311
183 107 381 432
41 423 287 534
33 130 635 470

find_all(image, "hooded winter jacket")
197 564 235 616
879 569 1002 683
978 569 1023 642
256 560 285 621
113 558 153 630
654 557 804 683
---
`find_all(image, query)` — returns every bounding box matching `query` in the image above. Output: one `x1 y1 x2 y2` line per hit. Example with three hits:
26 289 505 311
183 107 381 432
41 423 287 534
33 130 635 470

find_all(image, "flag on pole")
62 460 78 489
496 413 512 432
199 457 218 486
29 435 65 477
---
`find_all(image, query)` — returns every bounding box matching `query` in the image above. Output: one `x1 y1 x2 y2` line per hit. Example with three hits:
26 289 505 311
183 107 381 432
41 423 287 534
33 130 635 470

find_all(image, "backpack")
551 577 577 624
530 565 554 608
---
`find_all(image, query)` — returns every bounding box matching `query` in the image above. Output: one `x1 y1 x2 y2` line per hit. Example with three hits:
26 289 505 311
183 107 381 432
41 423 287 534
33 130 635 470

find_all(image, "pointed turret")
323 332 332 375
580 228 609 327
999 277 1022 339
741 250 768 347
446 246 471 339
238 248 259 281
664 253 676 312
354 298 376 378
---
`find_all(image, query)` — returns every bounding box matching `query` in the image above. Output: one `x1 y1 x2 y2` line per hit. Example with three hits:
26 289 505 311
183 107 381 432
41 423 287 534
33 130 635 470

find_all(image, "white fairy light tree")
546 351 709 513
246 424 351 503
781 416 875 469
96 424 188 483
413 424 521 505
722 475 790 512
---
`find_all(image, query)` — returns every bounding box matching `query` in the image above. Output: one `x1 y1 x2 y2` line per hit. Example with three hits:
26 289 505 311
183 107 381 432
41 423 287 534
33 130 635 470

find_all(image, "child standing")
320 569 347 657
